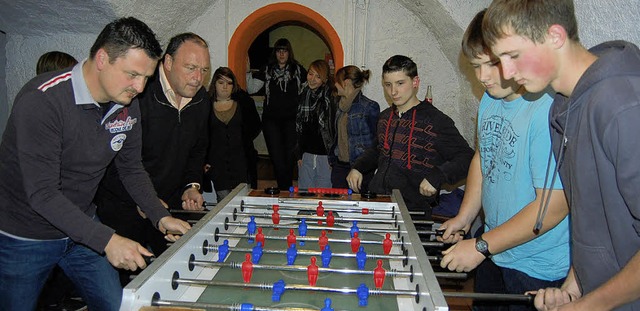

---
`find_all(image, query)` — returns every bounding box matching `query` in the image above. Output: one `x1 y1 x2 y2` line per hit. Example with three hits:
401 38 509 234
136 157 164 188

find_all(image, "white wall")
2 0 640 143
5 33 92 106
188 0 469 139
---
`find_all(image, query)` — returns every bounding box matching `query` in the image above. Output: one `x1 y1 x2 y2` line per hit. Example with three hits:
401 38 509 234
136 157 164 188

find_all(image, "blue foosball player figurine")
247 216 257 243
252 242 263 263
321 298 334 311
356 246 367 270
350 221 359 238
298 218 307 246
321 244 332 268
272 279 286 302
357 283 369 306
218 239 229 262
286 244 297 265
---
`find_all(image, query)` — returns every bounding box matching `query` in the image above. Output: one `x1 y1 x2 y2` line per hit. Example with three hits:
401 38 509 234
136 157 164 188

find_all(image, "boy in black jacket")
347 55 473 219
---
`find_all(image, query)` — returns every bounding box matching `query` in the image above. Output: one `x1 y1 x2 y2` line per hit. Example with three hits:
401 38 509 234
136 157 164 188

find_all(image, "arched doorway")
228 2 344 89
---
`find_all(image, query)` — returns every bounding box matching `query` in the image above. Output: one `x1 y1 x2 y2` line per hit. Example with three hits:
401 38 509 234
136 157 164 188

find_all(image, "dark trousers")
473 259 565 311
95 191 167 286
262 117 296 190
331 161 373 192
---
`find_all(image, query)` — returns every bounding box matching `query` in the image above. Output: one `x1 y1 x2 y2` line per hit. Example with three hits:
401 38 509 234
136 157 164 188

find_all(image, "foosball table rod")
191 260 414 278
241 201 396 216
166 278 535 305
225 220 457 238
227 220 401 235
207 244 424 261
152 298 322 311
233 210 401 226
215 231 444 248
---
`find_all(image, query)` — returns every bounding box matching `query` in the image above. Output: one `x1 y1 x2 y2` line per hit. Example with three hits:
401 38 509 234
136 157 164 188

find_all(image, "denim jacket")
330 91 380 165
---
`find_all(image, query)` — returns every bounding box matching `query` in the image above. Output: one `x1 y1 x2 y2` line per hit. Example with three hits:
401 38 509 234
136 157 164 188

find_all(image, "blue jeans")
473 258 565 311
0 232 122 311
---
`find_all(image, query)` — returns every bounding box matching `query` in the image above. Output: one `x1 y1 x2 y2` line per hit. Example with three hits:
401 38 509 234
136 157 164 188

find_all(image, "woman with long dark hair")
205 67 261 201
247 38 307 190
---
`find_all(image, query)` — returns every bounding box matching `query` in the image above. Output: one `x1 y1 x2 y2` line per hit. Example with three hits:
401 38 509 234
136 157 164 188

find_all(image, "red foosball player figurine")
319 230 329 251
326 211 335 229
382 233 393 254
287 228 297 248
350 232 361 253
307 256 319 286
316 201 324 225
256 227 265 247
373 259 386 289
272 204 281 229
242 253 253 283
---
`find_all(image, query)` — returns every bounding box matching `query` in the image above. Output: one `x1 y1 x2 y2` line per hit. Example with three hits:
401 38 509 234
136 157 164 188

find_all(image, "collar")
71 59 97 107
158 63 192 109
71 59 124 123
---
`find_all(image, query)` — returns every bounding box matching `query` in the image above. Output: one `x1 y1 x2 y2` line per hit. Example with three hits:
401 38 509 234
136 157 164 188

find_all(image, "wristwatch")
475 235 492 258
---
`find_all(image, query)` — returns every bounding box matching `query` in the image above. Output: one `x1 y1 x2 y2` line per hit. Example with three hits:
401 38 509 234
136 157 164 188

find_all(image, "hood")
551 41 640 129
569 41 640 110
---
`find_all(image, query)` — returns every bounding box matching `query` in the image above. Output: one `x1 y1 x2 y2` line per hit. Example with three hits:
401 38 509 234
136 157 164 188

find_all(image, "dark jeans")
0 232 121 311
262 117 296 190
473 259 565 311
38 266 78 307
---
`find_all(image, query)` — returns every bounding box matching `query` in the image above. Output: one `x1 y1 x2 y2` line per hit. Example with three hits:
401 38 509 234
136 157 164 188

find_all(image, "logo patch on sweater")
104 108 137 133
111 134 127 151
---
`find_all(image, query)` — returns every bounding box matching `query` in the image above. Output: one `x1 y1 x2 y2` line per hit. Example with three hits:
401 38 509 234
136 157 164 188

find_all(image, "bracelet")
184 182 202 193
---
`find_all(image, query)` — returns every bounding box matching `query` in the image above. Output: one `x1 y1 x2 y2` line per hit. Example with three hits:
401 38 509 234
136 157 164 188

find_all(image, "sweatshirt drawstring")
383 108 417 169
407 109 416 169
383 111 394 150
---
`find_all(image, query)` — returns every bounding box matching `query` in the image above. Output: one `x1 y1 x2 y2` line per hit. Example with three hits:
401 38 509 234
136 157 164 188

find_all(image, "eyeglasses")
275 48 288 54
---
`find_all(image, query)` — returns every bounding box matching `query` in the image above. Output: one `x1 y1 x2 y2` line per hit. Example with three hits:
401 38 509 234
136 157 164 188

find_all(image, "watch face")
476 239 488 252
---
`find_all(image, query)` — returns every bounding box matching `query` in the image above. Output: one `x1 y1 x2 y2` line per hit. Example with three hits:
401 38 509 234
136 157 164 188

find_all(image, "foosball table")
121 184 450 311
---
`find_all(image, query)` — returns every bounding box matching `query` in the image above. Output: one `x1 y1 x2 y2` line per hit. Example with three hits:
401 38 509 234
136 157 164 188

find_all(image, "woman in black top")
205 67 261 201
247 38 307 190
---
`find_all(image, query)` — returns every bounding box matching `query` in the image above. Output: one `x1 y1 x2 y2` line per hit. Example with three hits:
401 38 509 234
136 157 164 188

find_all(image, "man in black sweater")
95 32 211 286
0 18 190 311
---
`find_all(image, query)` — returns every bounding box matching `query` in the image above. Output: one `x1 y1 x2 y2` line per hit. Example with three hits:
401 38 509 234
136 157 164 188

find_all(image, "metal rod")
242 202 395 216
207 244 419 261
276 199 360 207
228 220 400 235
234 211 399 225
175 278 415 297
216 232 396 246
421 241 445 248
191 260 412 278
154 299 321 311
231 219 452 238
443 292 534 303
412 220 435 225
173 278 533 303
